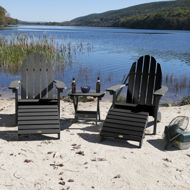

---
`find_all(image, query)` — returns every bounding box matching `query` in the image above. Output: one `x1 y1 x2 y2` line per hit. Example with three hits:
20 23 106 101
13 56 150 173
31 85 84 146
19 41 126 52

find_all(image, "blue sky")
0 0 167 22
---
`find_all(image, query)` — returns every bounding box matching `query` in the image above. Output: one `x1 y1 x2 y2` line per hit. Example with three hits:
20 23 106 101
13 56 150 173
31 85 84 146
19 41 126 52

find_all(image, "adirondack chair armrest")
106 84 127 95
8 80 20 92
54 80 67 91
154 86 168 96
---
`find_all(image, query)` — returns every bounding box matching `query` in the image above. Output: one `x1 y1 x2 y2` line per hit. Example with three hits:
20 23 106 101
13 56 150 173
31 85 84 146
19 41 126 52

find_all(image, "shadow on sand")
148 139 179 151
78 132 140 148
0 114 167 150
0 114 73 141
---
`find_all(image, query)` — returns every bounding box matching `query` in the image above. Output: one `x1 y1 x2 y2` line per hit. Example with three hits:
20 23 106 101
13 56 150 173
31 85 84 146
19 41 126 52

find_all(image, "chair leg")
139 133 145 148
157 111 161 122
153 112 161 135
153 116 157 135
58 133 60 139
18 134 21 140
139 141 142 148
98 135 104 142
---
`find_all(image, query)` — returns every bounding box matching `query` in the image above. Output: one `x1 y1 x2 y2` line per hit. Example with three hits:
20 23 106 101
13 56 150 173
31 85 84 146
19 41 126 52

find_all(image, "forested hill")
0 6 18 26
63 0 190 30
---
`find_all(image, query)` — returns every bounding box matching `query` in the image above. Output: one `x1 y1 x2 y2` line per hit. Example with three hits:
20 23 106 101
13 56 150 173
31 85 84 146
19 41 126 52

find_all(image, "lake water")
1 25 190 103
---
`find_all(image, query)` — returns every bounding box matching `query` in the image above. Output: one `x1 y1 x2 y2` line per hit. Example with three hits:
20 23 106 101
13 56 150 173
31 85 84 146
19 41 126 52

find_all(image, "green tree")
0 6 6 26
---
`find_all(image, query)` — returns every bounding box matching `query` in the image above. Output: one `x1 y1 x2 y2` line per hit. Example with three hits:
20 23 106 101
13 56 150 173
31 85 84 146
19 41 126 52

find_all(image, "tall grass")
165 73 190 95
0 33 92 73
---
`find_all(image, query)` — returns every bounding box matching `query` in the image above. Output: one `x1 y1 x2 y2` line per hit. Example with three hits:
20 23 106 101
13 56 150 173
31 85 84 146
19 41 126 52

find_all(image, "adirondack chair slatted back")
21 53 54 99
126 55 162 105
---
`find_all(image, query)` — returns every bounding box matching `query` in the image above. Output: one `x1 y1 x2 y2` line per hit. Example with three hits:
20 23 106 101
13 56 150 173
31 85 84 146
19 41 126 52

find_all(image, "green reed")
0 33 92 74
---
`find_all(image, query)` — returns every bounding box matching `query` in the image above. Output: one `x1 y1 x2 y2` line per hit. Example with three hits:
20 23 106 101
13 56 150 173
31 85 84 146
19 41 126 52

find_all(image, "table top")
68 91 105 97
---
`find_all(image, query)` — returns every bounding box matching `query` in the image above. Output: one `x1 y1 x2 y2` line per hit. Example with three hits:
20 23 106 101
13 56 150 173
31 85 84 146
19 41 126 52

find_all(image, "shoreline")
0 87 183 105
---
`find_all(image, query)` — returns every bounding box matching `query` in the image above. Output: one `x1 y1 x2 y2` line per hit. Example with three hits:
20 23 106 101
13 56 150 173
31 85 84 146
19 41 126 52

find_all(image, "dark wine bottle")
72 78 76 93
96 77 100 93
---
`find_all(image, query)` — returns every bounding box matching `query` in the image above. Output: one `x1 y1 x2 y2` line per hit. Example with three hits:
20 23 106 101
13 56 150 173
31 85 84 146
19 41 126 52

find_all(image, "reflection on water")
0 25 190 103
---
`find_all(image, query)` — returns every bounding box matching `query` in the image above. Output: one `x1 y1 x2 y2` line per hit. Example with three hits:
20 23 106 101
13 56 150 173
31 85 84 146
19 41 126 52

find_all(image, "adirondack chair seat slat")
19 125 60 130
18 99 58 104
110 108 148 116
18 108 58 113
105 118 146 128
18 120 59 125
18 112 58 116
114 102 138 107
100 132 142 142
18 105 58 109
100 55 167 148
18 116 59 121
9 53 66 139
106 115 147 123
101 127 144 136
109 110 148 119
18 129 60 135
114 103 155 117
103 123 145 132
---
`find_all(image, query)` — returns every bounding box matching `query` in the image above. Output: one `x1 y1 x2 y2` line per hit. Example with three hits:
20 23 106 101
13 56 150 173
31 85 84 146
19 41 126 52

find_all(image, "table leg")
97 97 101 121
73 96 79 122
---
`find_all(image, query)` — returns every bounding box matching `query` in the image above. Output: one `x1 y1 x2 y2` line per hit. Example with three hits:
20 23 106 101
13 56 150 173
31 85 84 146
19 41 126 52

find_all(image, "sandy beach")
0 98 190 190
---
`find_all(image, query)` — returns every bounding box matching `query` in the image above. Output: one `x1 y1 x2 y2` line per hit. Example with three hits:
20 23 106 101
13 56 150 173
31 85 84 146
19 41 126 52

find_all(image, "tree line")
62 0 190 30
0 6 18 26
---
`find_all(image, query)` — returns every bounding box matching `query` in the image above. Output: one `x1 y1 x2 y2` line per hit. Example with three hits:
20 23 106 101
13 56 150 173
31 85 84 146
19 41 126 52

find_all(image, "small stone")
50 163 64 168
113 174 121 179
59 181 65 185
59 171 64 175
163 158 172 163
72 144 81 150
176 168 183 172
91 186 95 189
68 179 74 182
76 151 84 156
60 154 64 159
84 162 88 165
24 159 33 163
57 163 64 167
97 158 107 161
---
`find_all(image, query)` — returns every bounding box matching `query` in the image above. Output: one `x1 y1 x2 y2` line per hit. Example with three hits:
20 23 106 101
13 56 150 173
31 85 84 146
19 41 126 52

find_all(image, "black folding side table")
68 91 105 124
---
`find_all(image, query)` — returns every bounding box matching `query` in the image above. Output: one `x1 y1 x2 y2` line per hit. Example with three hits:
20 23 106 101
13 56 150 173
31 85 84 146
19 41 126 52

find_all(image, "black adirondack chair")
100 55 168 147
9 52 66 139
